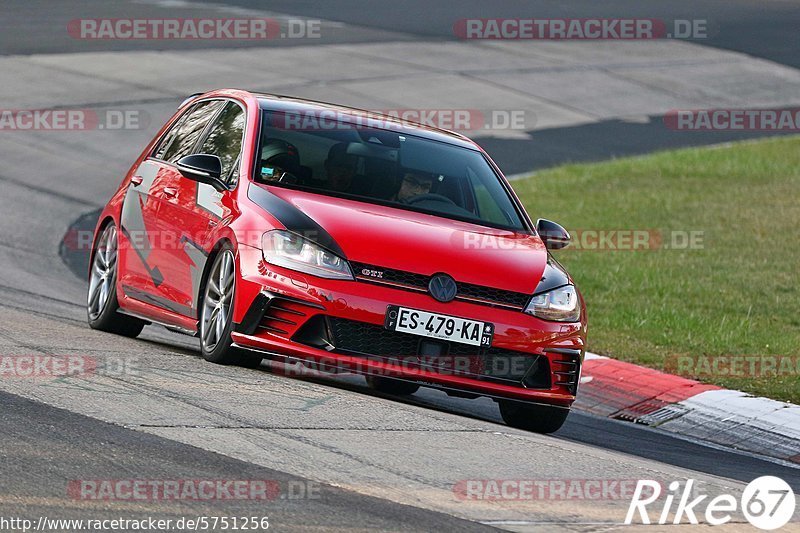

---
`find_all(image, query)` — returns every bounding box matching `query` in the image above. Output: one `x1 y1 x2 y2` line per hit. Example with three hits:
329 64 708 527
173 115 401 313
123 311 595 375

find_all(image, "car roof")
251 92 481 151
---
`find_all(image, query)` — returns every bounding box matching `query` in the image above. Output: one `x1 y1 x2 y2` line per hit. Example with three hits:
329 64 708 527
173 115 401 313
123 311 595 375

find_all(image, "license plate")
384 305 494 347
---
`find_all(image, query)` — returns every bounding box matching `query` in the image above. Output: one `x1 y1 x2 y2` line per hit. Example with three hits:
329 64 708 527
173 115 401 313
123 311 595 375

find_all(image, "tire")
498 400 569 434
87 222 146 338
365 376 420 396
199 244 244 365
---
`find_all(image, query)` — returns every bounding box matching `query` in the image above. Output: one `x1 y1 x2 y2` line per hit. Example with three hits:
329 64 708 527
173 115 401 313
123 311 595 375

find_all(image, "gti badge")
360 268 384 279
428 273 458 303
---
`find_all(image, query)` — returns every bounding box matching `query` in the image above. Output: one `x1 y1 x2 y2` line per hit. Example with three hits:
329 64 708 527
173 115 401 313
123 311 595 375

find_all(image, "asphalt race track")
1 1 799 531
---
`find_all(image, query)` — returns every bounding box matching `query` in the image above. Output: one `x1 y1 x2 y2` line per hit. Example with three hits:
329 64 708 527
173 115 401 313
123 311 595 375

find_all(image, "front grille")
350 261 530 310
352 263 430 290
320 317 549 389
456 282 531 308
329 316 418 356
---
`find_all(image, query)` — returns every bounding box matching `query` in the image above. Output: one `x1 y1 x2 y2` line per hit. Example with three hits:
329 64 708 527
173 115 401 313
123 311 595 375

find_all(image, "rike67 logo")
626 477 795 530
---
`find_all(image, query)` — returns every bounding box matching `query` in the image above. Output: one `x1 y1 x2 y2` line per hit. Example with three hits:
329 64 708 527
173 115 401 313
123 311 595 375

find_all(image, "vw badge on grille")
428 274 458 302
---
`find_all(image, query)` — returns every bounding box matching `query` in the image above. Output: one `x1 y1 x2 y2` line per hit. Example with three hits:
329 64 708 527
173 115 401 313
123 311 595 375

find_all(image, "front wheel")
198 245 264 368
87 222 146 337
498 400 569 434
199 246 240 364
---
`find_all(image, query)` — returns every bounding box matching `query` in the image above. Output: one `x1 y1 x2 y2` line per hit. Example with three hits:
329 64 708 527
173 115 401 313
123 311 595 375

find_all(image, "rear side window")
198 101 246 183
155 100 224 163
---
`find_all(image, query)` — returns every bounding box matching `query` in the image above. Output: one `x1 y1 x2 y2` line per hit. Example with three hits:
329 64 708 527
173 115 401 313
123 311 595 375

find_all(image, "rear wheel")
87 222 146 337
498 400 569 434
365 376 420 396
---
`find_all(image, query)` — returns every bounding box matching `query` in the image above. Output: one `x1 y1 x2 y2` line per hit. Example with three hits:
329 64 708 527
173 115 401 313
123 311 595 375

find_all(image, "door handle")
131 175 143 186
163 187 178 198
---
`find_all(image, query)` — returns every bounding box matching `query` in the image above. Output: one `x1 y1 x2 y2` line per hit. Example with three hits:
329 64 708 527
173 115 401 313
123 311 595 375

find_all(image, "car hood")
259 185 547 294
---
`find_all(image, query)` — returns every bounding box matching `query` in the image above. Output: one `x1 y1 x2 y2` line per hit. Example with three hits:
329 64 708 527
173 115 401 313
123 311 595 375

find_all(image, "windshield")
256 110 527 231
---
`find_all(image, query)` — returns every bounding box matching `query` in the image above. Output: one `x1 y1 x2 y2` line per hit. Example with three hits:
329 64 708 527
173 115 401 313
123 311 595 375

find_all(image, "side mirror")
176 154 226 191
536 218 571 250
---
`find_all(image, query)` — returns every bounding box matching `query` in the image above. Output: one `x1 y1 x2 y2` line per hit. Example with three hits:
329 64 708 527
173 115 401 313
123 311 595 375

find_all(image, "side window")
158 100 224 163
197 101 246 183
153 112 190 160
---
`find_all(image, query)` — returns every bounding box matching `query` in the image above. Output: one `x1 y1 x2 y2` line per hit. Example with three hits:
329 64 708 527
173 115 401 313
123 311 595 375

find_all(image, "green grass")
513 137 800 403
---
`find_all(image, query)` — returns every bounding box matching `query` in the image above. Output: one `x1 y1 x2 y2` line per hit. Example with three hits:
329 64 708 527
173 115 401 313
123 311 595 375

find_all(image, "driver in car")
260 139 301 183
393 171 434 203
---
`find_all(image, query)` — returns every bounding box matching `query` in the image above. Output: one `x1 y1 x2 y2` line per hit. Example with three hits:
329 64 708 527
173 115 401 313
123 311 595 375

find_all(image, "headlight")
524 285 580 322
262 230 353 280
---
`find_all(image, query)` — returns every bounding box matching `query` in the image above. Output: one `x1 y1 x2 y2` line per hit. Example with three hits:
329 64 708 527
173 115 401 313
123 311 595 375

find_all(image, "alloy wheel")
200 250 235 352
88 224 118 321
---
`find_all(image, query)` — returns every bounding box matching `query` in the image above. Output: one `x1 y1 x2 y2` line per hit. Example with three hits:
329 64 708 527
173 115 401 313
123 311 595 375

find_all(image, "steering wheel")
405 193 456 206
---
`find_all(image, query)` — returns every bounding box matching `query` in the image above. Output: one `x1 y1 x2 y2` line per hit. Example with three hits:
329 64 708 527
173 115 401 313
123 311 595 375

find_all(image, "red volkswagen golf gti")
88 89 587 433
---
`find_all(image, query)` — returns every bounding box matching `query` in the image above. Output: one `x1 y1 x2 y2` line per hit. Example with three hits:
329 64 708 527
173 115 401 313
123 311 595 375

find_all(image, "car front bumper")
232 245 586 407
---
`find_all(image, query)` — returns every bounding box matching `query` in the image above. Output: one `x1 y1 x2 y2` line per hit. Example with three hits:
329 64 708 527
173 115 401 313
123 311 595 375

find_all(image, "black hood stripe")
247 183 345 257
533 256 571 295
